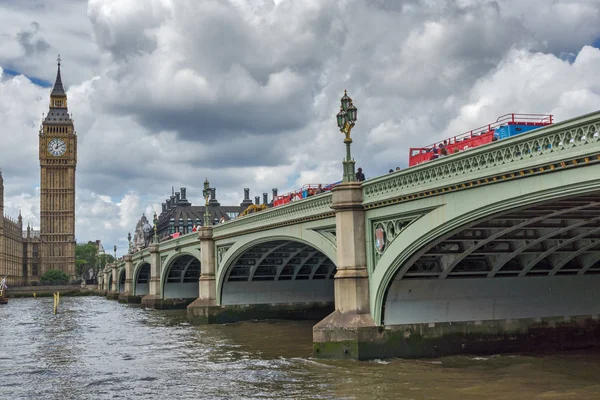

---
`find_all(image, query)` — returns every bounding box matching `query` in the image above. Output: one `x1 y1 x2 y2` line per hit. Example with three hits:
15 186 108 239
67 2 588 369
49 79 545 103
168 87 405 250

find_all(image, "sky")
1 0 600 256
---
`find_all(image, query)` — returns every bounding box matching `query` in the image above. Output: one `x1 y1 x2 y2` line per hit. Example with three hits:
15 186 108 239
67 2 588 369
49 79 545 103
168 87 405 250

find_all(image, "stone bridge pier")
118 255 140 304
184 180 377 356
106 261 119 300
186 226 218 323
312 182 378 358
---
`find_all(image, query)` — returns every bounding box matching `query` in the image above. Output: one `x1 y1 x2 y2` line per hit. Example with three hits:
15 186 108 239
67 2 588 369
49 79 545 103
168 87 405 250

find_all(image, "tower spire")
51 54 66 97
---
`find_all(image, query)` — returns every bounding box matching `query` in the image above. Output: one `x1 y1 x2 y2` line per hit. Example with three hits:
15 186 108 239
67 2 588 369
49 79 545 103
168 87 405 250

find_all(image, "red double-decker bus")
408 113 553 167
273 182 340 207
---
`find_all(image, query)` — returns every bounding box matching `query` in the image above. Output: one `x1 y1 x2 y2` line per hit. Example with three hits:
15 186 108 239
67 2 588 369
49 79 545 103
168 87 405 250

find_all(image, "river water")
1 297 600 399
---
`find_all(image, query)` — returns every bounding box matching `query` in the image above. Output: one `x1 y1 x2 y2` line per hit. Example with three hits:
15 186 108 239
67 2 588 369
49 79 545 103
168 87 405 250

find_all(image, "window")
53 100 63 107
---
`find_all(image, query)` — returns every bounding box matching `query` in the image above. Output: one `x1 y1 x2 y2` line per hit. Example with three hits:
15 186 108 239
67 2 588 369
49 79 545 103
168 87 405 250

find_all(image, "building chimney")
162 203 166 212
240 188 254 208
209 188 220 206
272 188 278 199
255 196 260 205
177 187 191 206
263 193 268 204
175 192 180 203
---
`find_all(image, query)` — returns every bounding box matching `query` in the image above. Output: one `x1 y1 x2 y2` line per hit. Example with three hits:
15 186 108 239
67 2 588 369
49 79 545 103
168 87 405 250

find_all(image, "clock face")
47 138 67 157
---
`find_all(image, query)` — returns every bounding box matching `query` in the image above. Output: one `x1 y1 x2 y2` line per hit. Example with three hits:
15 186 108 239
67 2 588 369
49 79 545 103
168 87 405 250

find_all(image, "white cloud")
445 46 600 137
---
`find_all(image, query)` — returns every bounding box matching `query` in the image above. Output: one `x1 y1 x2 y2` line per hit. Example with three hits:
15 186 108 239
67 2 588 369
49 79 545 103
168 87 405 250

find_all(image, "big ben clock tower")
39 56 77 278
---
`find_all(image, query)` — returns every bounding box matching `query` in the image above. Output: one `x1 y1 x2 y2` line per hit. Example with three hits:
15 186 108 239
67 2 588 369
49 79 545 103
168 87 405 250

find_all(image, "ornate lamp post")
113 245 117 264
202 178 212 227
98 246 105 281
127 232 133 254
336 90 358 182
153 212 158 243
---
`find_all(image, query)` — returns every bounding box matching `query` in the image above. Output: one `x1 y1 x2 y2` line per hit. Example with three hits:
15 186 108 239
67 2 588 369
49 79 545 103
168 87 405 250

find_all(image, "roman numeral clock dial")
47 138 67 157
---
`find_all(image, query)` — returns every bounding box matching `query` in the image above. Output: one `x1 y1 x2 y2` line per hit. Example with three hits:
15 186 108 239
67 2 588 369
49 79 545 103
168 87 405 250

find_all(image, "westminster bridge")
100 110 600 359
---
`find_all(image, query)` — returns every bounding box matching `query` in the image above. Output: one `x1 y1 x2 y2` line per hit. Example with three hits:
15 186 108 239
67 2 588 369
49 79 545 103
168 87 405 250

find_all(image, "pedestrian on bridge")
356 168 365 181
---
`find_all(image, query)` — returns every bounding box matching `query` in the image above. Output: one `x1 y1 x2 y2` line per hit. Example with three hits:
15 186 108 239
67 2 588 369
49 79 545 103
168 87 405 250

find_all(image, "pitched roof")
51 60 66 97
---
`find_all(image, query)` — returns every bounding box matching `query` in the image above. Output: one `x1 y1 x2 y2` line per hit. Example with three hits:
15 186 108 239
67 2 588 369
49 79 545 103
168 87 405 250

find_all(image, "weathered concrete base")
106 292 120 300
313 311 380 360
313 313 600 360
187 300 334 325
140 294 195 310
118 292 142 304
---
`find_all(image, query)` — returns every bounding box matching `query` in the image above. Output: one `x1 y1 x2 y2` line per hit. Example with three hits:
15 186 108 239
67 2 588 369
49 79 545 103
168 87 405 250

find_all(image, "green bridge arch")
370 164 600 325
215 226 337 306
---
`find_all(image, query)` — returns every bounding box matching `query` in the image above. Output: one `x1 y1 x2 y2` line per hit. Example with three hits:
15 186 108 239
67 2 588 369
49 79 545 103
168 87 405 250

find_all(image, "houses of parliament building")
0 59 77 285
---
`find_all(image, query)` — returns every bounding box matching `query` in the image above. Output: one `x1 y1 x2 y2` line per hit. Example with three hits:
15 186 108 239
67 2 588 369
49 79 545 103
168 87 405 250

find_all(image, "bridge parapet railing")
155 231 199 252
362 110 600 205
213 192 334 238
131 248 149 263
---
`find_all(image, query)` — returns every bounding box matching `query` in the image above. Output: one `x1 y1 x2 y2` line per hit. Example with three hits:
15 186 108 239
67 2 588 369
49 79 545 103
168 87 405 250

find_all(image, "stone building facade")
154 186 254 242
130 185 268 251
23 225 42 283
0 171 24 286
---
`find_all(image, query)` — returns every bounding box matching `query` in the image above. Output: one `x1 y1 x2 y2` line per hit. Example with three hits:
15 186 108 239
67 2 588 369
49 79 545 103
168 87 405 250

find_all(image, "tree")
40 269 70 285
76 242 114 281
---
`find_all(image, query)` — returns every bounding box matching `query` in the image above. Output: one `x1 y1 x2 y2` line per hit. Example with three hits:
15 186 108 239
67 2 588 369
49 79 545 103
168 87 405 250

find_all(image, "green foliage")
76 242 115 279
40 269 70 285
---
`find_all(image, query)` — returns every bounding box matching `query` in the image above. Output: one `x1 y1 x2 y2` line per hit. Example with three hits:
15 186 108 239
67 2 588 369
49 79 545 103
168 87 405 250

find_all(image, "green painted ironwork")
369 163 600 325
213 193 334 238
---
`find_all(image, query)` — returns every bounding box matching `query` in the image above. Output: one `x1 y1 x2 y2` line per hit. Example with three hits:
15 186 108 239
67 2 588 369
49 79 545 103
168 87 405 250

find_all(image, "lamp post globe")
340 90 351 111
347 102 357 124
336 107 347 130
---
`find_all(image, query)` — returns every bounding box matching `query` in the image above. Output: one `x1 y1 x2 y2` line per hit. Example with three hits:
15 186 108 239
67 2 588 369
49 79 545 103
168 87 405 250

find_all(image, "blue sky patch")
2 68 51 87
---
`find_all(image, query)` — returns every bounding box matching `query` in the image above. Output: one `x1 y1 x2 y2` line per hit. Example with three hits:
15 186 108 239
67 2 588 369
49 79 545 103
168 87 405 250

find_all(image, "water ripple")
2 297 600 399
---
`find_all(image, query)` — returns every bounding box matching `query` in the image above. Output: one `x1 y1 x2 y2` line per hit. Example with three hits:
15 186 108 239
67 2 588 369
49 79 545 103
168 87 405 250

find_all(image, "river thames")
1 296 599 399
